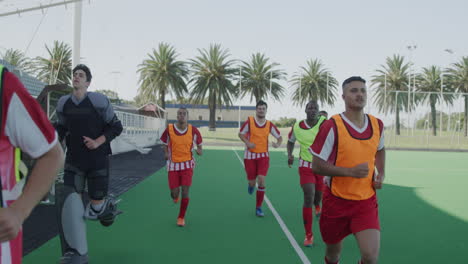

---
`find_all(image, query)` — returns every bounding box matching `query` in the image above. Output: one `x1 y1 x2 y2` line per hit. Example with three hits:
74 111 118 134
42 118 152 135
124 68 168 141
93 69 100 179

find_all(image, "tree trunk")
430 97 437 136
160 92 166 110
464 95 468 137
396 107 401 135
209 92 216 131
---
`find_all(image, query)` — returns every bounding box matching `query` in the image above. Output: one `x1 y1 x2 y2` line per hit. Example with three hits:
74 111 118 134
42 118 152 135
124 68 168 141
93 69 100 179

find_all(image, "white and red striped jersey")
1 71 57 264
160 124 202 171
239 117 281 160
309 113 384 163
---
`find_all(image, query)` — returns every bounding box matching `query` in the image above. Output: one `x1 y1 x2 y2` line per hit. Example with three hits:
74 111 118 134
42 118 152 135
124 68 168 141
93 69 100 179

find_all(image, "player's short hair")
318 110 328 116
178 107 188 114
342 76 366 90
306 100 318 109
73 64 92 82
256 100 268 109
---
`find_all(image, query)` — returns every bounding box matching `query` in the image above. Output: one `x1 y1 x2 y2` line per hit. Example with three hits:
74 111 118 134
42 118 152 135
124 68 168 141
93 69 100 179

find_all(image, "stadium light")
440 73 446 136
407 44 417 134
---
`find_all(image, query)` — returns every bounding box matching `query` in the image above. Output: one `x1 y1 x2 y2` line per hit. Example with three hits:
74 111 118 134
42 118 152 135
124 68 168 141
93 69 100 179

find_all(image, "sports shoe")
83 196 122 226
173 197 179 204
304 233 314 247
255 207 264 217
177 217 185 227
315 206 321 218
248 185 255 195
59 250 89 264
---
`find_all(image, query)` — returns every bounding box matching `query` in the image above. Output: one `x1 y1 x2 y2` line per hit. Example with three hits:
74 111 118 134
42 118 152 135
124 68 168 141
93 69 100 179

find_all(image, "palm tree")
189 44 237 131
290 59 338 107
416 66 456 136
34 41 72 85
446 56 468 136
137 43 189 109
239 53 287 103
371 55 412 135
1 48 33 73
134 92 150 107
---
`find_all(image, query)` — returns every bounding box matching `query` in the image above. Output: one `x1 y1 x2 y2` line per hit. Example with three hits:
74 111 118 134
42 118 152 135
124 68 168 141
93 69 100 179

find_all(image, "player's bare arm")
272 136 282 148
287 141 295 168
163 145 169 160
373 148 386 189
238 133 255 149
312 155 368 178
1 143 63 242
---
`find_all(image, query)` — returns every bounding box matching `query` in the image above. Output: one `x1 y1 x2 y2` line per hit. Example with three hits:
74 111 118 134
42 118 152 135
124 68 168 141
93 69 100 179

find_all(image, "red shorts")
298 167 324 191
168 168 193 189
319 191 380 244
244 157 270 180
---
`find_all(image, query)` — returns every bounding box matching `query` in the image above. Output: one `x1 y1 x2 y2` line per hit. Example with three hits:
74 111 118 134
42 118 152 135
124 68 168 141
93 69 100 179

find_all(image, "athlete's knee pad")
55 183 88 256
87 168 109 200
84 195 122 227
63 164 86 193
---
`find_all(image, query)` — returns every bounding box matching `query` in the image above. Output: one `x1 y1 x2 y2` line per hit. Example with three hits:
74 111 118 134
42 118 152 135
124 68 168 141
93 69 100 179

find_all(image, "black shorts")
63 158 109 200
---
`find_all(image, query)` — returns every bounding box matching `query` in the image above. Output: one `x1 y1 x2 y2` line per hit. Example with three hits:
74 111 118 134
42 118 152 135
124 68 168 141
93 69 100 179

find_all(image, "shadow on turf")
377 184 467 264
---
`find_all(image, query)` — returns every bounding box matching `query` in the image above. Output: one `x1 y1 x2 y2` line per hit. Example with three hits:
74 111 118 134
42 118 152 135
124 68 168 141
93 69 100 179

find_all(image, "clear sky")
1 0 467 122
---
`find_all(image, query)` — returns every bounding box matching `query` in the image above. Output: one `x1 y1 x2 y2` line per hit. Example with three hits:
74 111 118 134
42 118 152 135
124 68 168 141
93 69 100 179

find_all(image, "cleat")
59 250 88 264
248 185 255 195
304 234 314 247
100 209 123 227
177 218 185 227
315 206 321 218
255 207 264 217
84 196 122 226
173 197 179 204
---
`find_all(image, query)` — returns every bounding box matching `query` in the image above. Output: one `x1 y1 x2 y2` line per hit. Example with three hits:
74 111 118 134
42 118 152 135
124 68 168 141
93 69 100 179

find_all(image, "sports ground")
24 147 468 263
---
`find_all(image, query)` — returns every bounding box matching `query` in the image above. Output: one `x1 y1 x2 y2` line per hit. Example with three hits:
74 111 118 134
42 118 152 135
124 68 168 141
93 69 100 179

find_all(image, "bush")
272 117 297 128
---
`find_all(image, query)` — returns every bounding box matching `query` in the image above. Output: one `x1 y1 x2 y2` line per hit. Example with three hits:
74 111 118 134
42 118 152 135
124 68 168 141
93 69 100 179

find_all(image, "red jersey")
0 71 57 264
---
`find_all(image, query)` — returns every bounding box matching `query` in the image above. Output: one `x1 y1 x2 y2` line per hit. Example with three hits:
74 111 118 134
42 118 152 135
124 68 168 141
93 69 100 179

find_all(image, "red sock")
303 207 313 236
256 187 265 207
178 198 189 219
324 257 339 264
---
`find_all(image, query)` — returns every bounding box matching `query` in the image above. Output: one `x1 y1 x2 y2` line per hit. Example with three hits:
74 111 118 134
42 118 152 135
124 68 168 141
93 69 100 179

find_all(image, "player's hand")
373 172 385 189
164 152 169 160
272 142 280 148
196 148 202 156
0 207 23 242
350 162 369 178
323 176 331 188
287 155 294 168
246 142 256 149
83 136 101 150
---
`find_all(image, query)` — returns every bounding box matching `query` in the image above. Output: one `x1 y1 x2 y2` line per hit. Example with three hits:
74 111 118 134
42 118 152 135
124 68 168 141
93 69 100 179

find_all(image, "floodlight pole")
440 73 444 136
384 74 387 112
238 66 242 128
72 0 83 69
